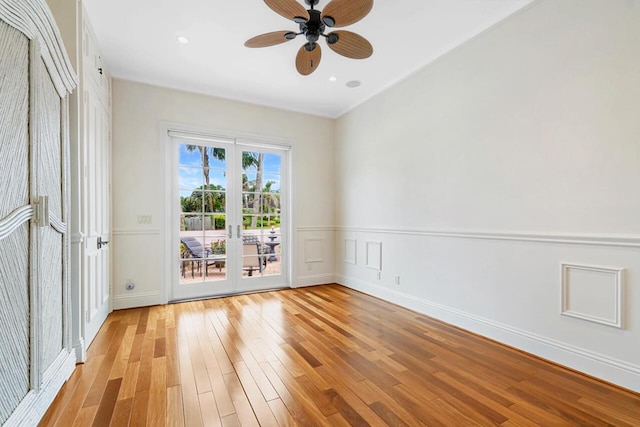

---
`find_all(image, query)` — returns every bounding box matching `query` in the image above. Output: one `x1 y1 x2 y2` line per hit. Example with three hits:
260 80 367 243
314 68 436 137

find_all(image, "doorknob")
97 236 109 250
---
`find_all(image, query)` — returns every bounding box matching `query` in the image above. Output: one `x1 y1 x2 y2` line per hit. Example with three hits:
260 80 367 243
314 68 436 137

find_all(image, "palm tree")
251 153 264 229
185 145 263 226
184 145 230 184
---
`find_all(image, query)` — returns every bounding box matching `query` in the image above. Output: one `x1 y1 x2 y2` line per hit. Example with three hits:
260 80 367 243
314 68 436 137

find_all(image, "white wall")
111 80 335 308
335 0 640 391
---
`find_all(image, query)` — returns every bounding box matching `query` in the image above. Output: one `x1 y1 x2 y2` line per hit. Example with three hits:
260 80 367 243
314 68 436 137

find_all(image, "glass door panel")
236 147 287 290
173 138 235 300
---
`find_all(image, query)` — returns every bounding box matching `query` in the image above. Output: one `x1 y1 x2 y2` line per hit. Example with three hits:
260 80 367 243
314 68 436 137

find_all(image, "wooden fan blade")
264 0 308 21
245 31 293 48
322 0 373 28
296 44 322 75
327 31 372 59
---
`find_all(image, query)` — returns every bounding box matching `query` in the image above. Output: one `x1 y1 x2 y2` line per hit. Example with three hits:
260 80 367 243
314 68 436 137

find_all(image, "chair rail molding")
112 228 162 236
335 226 640 248
296 226 336 232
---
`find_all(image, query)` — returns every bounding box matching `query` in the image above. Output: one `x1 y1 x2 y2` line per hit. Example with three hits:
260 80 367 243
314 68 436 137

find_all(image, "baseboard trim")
336 274 640 393
73 338 86 363
112 291 161 310
296 274 335 288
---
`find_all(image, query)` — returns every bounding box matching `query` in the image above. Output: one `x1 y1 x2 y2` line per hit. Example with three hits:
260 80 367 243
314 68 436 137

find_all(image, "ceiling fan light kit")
245 0 374 76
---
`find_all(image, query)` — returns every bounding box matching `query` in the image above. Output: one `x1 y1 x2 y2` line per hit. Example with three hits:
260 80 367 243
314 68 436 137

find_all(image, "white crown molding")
336 226 640 248
336 274 640 393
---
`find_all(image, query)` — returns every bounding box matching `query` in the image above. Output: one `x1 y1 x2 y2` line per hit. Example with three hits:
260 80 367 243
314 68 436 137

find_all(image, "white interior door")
82 82 111 346
170 133 289 301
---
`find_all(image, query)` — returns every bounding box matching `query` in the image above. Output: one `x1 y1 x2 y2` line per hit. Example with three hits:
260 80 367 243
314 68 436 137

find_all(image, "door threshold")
168 285 292 304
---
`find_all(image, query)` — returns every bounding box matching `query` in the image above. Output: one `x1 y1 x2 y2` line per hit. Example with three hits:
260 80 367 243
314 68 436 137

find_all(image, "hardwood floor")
41 285 640 426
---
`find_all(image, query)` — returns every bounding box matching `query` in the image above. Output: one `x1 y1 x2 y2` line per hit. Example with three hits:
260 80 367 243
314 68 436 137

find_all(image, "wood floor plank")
83 324 128 408
38 359 94 427
267 398 295 427
91 377 122 427
233 361 279 426
73 406 98 427
109 397 132 427
128 390 149 427
176 307 204 427
42 285 640 427
198 391 223 427
147 356 167 426
109 324 137 381
259 361 328 426
166 386 185 427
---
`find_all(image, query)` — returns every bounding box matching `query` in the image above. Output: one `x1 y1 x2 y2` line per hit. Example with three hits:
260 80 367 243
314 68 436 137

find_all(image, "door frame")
160 122 295 303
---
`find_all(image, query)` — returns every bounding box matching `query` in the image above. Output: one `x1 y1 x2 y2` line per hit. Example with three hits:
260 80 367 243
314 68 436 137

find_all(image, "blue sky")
178 144 281 193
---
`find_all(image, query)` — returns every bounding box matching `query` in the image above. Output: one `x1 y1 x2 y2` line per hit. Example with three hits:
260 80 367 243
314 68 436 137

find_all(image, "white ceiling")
82 0 533 118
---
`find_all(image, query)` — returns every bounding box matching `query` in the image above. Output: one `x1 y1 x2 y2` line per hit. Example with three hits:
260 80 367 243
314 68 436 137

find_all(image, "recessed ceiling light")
329 76 337 82
177 36 189 44
346 80 361 88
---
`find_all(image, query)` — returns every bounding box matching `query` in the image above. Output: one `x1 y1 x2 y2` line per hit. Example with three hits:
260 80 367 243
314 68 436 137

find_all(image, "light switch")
137 215 152 224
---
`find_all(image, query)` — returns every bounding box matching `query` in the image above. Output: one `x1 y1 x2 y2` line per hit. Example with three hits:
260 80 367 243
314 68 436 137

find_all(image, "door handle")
237 225 241 239
228 225 232 238
97 236 109 250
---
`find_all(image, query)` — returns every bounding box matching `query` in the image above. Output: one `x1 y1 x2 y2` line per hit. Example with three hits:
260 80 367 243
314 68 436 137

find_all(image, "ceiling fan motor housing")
301 9 324 43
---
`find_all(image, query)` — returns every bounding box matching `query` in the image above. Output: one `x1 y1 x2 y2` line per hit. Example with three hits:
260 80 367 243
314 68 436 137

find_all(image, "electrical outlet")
395 275 400 285
125 280 135 290
307 264 312 271
376 271 381 280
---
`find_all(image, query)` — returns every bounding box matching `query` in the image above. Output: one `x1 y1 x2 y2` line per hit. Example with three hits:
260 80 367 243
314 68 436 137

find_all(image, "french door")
169 132 289 301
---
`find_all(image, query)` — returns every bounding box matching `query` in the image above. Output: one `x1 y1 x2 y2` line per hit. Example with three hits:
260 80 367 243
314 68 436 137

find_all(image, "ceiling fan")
245 0 374 76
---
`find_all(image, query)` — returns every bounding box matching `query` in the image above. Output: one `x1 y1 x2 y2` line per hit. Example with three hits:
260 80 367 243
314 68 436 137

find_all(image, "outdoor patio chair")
242 235 267 267
242 241 263 276
181 237 220 278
